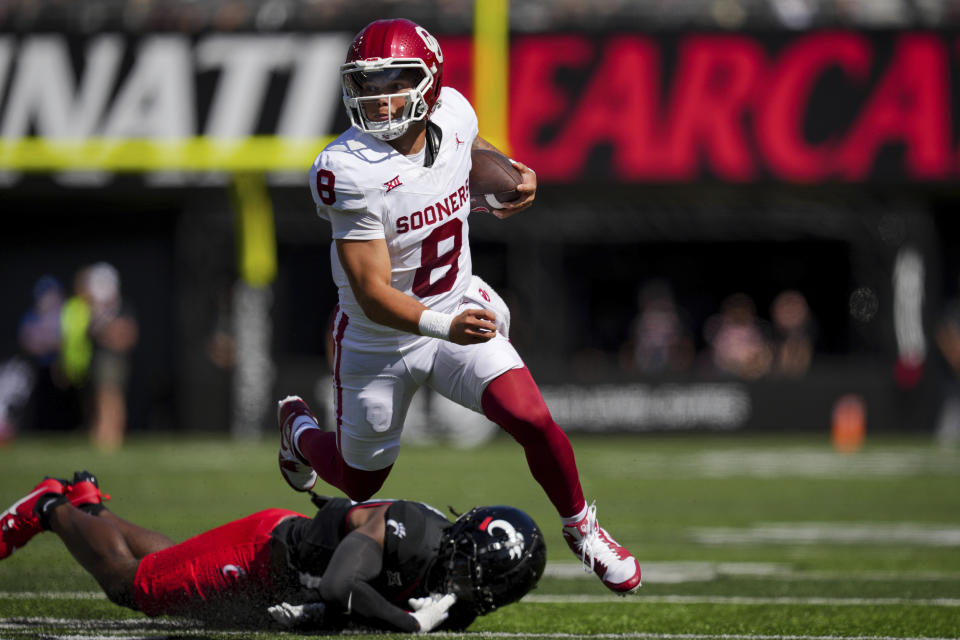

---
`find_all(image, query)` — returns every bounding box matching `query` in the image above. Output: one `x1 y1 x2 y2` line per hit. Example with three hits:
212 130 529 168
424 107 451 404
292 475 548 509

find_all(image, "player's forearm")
354 282 428 335
342 581 421 632
318 532 419 632
336 238 437 337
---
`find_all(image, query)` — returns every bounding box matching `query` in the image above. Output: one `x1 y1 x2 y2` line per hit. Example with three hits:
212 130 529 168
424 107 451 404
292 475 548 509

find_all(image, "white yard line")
0 617 189 627
690 523 960 546
547 561 960 583
435 634 960 640
604 448 960 479
3 592 959 608
0 592 107 599
18 563 951 591
1 622 957 640
523 595 960 607
689 449 960 478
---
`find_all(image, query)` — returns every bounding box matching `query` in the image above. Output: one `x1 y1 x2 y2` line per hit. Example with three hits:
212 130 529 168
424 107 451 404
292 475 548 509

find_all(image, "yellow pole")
473 0 511 155
230 172 277 287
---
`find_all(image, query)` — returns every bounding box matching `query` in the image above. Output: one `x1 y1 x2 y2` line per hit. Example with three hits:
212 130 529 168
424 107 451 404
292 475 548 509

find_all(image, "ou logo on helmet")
487 519 525 560
415 25 443 63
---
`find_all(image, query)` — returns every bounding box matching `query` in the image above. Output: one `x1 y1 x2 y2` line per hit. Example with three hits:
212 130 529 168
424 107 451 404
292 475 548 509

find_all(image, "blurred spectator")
769 289 815 377
620 280 695 375
13 275 80 434
934 297 960 446
61 262 139 451
703 292 773 379
205 287 237 371
768 0 817 29
18 276 64 369
833 0 912 26
0 358 32 444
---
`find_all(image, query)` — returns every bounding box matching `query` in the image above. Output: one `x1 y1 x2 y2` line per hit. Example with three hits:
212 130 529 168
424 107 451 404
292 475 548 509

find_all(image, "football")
469 149 522 213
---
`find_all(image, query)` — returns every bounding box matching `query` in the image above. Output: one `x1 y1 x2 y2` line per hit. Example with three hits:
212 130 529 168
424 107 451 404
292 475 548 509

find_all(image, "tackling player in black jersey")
1 473 546 633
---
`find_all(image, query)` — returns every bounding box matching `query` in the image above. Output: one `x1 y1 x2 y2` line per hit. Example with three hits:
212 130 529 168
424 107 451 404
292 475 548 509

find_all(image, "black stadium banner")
0 30 957 183
0 32 355 143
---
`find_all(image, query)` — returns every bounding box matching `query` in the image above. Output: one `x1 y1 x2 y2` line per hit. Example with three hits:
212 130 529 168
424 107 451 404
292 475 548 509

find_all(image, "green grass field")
1 432 959 639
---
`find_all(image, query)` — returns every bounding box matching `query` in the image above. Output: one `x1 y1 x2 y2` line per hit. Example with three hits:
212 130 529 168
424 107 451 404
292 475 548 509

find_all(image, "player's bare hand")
494 161 537 220
449 308 497 345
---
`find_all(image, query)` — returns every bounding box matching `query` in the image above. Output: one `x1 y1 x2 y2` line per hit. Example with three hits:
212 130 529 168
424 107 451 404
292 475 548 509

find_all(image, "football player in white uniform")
278 18 640 594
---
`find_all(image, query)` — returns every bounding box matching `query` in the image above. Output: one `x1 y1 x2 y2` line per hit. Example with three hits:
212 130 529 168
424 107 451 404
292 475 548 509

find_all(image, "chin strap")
424 120 443 168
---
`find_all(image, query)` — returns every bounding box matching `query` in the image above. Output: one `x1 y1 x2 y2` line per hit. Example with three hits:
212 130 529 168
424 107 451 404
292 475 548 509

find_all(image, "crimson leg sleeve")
298 430 392 502
480 367 586 518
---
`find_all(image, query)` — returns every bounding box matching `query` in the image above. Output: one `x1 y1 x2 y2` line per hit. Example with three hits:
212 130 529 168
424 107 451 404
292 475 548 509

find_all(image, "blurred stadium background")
2 0 960 450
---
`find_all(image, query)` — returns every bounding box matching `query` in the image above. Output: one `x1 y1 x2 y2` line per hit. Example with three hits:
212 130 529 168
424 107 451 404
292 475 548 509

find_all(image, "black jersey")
273 498 450 603
371 500 451 603
271 498 479 632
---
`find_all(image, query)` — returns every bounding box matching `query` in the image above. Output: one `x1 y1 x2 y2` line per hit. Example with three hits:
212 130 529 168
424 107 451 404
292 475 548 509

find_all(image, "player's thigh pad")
465 275 511 337
335 346 429 471
430 331 523 413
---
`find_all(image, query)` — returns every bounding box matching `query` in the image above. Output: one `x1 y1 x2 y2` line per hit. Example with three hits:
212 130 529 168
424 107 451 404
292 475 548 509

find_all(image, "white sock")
291 416 319 460
561 504 588 528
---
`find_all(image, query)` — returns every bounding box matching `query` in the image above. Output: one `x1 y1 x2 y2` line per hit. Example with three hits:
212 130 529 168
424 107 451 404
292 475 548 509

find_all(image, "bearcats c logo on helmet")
485 518 525 560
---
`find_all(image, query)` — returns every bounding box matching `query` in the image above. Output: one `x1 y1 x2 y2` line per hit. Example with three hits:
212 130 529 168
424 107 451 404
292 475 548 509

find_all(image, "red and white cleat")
562 503 641 594
277 395 319 492
0 477 68 559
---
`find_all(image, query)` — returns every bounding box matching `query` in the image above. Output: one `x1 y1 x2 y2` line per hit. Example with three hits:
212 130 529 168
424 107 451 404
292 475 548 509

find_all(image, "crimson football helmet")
341 19 444 141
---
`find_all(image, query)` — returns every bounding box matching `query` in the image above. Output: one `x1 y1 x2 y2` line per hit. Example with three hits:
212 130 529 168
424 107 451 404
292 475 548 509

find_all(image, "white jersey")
309 87 479 353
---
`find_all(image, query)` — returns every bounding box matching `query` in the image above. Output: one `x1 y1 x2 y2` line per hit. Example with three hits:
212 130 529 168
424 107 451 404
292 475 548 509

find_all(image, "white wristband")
418 309 454 340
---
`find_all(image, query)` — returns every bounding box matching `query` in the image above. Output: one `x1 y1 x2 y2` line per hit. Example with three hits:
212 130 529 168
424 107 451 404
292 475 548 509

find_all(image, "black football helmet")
428 505 546 616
